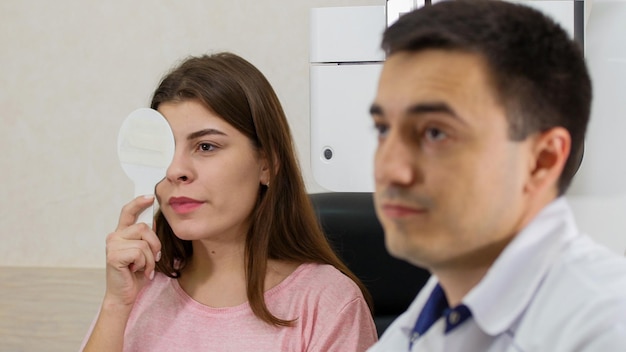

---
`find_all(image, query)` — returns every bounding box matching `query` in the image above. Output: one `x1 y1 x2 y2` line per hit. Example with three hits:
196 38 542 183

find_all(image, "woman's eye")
198 143 216 152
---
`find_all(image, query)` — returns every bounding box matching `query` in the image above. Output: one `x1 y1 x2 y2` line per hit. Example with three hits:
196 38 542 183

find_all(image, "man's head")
371 0 591 270
382 0 591 194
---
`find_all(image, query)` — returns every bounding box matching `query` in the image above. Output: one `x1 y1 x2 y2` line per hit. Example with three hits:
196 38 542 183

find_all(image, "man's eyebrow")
370 101 464 123
369 104 383 116
187 128 227 141
408 102 461 119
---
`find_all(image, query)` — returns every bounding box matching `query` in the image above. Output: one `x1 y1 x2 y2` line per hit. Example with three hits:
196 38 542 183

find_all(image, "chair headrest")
309 192 430 315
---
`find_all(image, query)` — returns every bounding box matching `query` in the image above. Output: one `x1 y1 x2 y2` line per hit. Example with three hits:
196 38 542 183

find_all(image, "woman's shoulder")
274 262 363 300
300 262 355 283
266 262 376 347
134 272 178 303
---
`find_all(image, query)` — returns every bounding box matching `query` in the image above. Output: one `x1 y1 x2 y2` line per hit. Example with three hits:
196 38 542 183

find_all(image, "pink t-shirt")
90 263 377 352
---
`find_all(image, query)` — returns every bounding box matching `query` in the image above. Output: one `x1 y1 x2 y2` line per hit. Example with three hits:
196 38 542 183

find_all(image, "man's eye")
374 123 389 137
424 127 447 141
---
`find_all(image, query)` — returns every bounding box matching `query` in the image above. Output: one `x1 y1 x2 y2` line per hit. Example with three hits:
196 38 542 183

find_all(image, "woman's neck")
177 239 248 308
177 239 301 308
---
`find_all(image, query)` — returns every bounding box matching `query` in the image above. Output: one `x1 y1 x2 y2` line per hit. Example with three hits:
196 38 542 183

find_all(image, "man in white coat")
367 0 626 351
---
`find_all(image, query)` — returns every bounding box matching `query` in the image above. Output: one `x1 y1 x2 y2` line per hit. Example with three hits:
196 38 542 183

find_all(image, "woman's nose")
165 150 193 183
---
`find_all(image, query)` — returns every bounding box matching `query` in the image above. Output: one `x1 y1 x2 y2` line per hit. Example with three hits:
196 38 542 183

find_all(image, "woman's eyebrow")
187 128 227 141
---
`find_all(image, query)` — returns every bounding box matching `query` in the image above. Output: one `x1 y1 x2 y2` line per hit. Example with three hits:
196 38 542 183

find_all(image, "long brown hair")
151 52 373 326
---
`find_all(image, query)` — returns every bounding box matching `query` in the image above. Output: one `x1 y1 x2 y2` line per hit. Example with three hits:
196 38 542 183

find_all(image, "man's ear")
525 127 571 195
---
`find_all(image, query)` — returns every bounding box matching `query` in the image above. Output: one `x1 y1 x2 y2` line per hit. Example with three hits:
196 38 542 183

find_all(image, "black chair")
309 192 431 336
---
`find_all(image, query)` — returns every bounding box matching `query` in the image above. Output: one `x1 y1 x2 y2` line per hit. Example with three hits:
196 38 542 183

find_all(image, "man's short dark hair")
382 0 591 195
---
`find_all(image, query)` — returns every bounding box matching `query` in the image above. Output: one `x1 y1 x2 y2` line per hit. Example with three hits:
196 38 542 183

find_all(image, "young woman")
82 52 377 351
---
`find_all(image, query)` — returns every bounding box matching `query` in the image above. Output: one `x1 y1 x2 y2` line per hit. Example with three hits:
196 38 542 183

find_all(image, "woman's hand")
83 195 162 351
103 195 162 308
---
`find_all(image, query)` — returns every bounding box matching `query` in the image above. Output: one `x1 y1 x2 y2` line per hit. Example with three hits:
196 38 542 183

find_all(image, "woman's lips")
168 196 204 214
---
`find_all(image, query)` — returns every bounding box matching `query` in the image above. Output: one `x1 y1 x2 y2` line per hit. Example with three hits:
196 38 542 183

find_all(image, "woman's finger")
107 226 161 268
116 195 155 231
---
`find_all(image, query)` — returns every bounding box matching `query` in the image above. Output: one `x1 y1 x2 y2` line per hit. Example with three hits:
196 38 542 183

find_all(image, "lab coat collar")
462 197 579 336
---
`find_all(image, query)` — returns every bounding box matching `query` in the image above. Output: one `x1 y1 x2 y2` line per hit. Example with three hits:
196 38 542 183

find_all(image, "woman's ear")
525 127 571 195
259 151 278 186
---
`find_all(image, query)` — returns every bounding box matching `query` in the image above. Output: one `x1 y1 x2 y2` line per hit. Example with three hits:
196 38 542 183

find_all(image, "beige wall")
0 0 382 268
2 1 626 269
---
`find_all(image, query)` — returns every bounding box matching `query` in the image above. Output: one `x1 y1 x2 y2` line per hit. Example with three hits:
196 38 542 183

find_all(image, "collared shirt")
368 197 626 352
